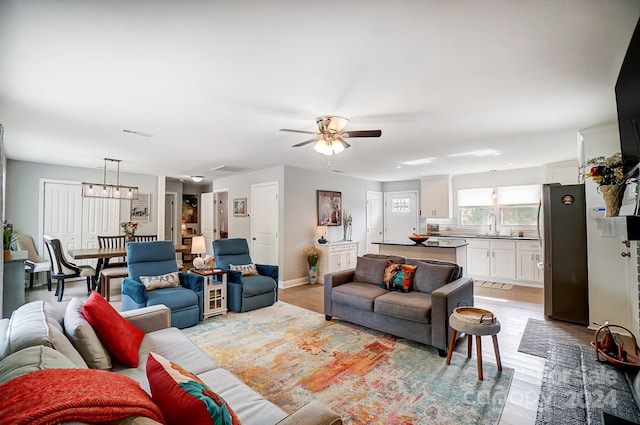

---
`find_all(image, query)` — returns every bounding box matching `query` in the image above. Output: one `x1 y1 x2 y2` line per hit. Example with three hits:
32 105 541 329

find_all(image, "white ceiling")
1 1 639 183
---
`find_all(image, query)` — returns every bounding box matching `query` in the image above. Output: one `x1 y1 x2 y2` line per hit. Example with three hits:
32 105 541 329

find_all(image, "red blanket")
0 368 165 425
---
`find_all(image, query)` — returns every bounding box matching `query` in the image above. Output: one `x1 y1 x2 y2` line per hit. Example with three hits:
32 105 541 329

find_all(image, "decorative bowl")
409 235 429 244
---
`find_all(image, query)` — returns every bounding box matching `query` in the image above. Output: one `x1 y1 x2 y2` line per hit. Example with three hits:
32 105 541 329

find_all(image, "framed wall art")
317 190 342 226
130 193 150 222
233 198 247 217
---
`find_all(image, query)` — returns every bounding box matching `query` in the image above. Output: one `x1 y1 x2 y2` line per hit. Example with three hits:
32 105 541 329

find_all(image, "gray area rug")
536 342 640 425
518 318 593 358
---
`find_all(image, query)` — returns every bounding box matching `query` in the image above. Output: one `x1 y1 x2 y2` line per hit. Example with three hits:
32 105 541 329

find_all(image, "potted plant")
584 152 627 217
3 221 14 259
302 246 321 284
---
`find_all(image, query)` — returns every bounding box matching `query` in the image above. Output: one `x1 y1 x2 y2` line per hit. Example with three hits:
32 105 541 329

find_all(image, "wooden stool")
445 307 502 380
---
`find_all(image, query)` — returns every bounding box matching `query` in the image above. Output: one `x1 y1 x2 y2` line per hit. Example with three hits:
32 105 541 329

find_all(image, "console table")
189 269 227 318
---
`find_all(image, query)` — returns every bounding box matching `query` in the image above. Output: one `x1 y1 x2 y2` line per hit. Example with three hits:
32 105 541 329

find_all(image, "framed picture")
233 198 247 217
317 190 342 226
130 193 150 222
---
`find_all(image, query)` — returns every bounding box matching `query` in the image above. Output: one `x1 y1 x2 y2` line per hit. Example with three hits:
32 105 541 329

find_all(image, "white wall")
581 123 638 331
6 159 159 250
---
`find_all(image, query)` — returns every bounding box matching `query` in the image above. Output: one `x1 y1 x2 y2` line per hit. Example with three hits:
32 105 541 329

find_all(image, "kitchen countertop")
438 234 541 241
374 240 468 248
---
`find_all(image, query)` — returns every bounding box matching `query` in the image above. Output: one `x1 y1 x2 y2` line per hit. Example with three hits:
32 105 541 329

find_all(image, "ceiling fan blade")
280 129 316 135
292 138 317 147
343 130 382 138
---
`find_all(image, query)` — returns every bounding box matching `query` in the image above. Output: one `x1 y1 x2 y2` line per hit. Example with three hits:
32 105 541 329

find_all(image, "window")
457 185 540 226
392 198 411 213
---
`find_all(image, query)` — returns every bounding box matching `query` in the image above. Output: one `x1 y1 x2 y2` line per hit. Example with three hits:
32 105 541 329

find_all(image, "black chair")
43 235 96 302
134 235 158 242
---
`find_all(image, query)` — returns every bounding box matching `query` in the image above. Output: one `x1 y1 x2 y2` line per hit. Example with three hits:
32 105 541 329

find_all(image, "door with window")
384 191 419 241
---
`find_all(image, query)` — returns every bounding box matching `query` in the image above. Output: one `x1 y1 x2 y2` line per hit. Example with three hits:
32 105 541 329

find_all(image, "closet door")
82 197 121 266
43 182 83 260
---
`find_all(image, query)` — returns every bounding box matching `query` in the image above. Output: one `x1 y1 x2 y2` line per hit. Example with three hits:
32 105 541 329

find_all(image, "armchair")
14 233 51 289
213 238 278 312
121 240 204 329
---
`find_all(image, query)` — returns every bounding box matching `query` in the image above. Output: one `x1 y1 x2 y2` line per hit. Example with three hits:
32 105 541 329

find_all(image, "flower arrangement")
584 153 626 186
120 221 138 239
3 221 14 251
302 246 321 267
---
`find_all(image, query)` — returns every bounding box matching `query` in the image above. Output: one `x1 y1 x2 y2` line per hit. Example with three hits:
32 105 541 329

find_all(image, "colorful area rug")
183 302 513 425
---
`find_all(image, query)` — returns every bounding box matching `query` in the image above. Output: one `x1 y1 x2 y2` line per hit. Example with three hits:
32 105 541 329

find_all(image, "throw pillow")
229 263 258 276
140 272 181 291
82 291 144 367
0 346 79 385
5 300 88 368
146 352 242 425
381 263 417 293
64 297 112 370
411 261 456 293
354 256 389 285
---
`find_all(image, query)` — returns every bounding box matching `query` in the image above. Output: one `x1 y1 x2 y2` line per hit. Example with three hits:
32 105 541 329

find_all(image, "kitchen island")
374 239 468 271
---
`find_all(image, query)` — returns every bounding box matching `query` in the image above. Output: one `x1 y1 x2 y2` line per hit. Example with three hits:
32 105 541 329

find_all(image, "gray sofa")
0 300 342 425
324 254 474 356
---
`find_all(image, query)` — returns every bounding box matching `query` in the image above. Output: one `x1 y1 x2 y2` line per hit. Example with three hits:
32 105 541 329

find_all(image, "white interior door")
164 193 177 243
43 182 83 262
366 191 384 253
384 191 419 242
201 192 214 256
251 182 278 266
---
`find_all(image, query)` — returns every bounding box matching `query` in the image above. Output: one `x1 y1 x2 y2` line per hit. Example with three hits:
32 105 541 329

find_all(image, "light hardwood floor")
280 283 566 425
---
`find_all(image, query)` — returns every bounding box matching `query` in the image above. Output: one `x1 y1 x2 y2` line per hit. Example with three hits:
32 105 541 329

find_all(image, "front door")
384 191 419 242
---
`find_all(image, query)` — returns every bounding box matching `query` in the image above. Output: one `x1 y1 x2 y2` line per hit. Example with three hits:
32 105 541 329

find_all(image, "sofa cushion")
406 259 456 293
64 297 112 370
5 301 87 368
198 368 288 425
332 282 388 312
146 352 241 425
230 263 259 276
363 253 406 264
83 291 144 368
0 319 9 361
0 345 80 384
240 275 276 297
113 327 219 394
140 272 181 291
353 256 389 285
374 291 433 324
381 263 417 293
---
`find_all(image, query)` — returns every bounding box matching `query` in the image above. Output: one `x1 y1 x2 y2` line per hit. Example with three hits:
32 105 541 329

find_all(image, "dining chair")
43 235 96 302
134 235 158 242
14 233 51 289
97 235 128 301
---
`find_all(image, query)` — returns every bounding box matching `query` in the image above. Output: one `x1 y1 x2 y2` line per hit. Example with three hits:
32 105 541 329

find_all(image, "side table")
189 269 228 318
445 307 502 380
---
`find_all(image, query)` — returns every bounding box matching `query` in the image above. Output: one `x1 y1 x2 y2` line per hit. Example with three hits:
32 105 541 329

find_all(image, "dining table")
68 244 189 286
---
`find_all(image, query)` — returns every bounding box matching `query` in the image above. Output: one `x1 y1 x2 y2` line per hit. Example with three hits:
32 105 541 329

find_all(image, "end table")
189 268 228 318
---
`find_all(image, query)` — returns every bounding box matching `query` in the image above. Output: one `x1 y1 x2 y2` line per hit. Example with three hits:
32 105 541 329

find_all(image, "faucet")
488 213 497 236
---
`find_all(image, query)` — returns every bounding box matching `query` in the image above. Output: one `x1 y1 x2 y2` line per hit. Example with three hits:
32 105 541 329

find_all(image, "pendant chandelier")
81 158 139 200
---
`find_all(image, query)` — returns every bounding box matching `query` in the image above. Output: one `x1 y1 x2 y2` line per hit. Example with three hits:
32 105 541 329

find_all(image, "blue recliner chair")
122 240 204 328
213 238 278 312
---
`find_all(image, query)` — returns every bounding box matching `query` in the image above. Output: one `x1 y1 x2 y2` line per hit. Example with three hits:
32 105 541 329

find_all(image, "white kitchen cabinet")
467 240 491 276
420 175 451 218
490 240 516 279
516 241 543 283
466 239 516 281
316 242 359 284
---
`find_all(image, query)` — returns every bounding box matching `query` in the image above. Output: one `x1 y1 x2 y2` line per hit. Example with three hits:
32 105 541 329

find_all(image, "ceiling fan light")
332 140 346 154
191 176 204 183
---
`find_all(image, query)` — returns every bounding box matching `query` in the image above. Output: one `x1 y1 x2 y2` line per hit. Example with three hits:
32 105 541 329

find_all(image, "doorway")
251 181 278 266
214 189 229 240
383 191 419 241
164 192 178 244
366 190 384 253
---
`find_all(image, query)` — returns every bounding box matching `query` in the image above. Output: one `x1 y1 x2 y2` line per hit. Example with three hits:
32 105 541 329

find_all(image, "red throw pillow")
146 352 242 425
82 291 144 367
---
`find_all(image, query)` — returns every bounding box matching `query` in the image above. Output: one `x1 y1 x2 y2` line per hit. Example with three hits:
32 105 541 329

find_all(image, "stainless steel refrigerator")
541 183 589 325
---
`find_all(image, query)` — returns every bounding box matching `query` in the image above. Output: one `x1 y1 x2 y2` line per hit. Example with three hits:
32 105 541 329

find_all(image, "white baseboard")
279 277 311 289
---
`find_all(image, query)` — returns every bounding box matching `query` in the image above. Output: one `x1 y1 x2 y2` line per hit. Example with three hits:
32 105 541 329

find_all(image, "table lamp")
317 226 328 244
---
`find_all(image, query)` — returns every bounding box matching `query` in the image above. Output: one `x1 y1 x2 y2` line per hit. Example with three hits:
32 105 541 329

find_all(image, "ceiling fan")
280 115 382 156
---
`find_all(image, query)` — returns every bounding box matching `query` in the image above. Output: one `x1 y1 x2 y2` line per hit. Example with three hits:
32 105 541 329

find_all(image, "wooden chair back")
98 235 126 266
134 235 158 242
